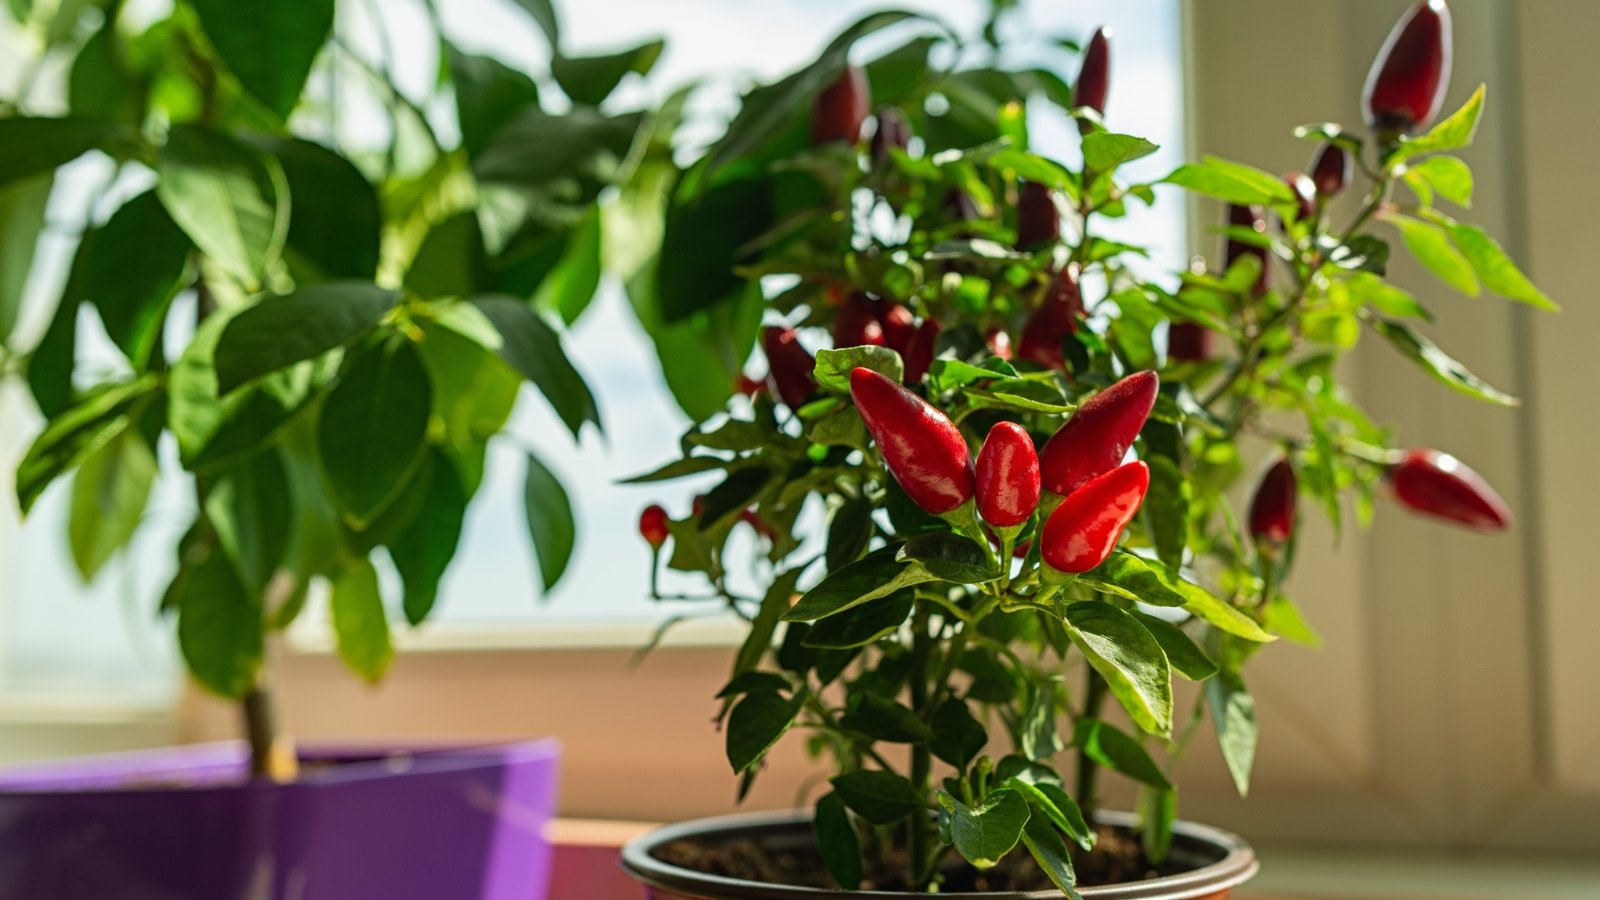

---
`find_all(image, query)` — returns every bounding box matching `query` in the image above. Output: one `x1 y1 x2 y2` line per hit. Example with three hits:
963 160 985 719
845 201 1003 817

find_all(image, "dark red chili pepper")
763 327 816 409
1283 171 1316 223
639 504 669 549
878 303 916 355
1167 323 1213 362
985 326 1013 361
1041 460 1149 574
903 317 942 384
871 106 911 166
1387 448 1509 531
735 372 766 398
811 65 870 146
1249 458 1298 546
1225 203 1270 296
1310 143 1352 198
835 292 885 348
1363 0 1453 135
740 508 777 541
943 189 980 222
1019 265 1083 370
1039 370 1159 497
850 367 974 515
1015 181 1060 250
976 421 1041 529
1074 27 1111 136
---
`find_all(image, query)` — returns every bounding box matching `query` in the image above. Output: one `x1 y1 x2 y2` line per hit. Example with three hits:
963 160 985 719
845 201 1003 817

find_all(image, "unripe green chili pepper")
1387 448 1509 531
1249 458 1298 546
834 292 885 348
1074 27 1111 136
763 326 817 410
1041 460 1149 574
1363 0 1453 136
811 65 871 145
1015 181 1061 250
1018 264 1082 370
1038 370 1159 497
1310 142 1352 198
850 367 974 515
639 504 669 549
976 422 1040 529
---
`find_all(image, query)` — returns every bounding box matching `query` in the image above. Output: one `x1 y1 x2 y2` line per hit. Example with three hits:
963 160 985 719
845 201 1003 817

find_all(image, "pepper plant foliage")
634 4 1548 895
0 0 670 711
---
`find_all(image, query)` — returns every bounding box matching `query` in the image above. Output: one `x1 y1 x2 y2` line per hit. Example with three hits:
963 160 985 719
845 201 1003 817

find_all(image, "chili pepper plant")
632 1 1549 894
1 0 665 779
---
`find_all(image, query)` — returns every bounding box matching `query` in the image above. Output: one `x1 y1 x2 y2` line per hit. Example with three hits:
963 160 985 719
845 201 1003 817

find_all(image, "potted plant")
0 0 667 897
621 1 1549 896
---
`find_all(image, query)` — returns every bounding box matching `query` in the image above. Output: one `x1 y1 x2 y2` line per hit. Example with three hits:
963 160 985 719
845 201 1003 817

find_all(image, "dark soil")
653 822 1187 893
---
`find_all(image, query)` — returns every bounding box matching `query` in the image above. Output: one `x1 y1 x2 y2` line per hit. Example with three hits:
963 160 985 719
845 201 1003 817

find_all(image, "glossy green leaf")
215 282 398 394
1445 222 1558 311
1389 84 1485 165
262 137 382 281
1408 156 1473 208
1389 213 1479 296
1002 778 1093 850
316 340 432 525
16 376 156 515
1063 601 1172 736
0 117 108 189
930 697 987 769
1082 132 1158 176
80 191 191 366
1207 671 1257 797
803 588 912 649
939 789 1029 869
190 0 334 120
533 207 603 325
1073 718 1172 790
1368 317 1517 406
814 792 862 890
175 548 263 698
1132 612 1218 681
388 453 468 625
473 107 643 201
824 495 874 572
1020 813 1084 900
448 45 541 160
0 172 52 343
553 39 664 107
523 451 576 592
726 689 803 773
626 257 760 421
67 429 155 582
330 557 394 683
656 174 774 323
1162 155 1295 206
205 448 292 591
464 295 601 437
27 268 80 419
156 125 287 284
1082 552 1276 642
841 692 930 744
897 532 998 583
782 547 940 621
813 345 903 392
830 769 925 824
507 0 559 47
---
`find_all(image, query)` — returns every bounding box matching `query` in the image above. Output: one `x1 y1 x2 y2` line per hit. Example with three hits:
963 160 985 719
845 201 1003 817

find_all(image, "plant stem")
241 680 298 782
907 601 934 890
1075 666 1109 823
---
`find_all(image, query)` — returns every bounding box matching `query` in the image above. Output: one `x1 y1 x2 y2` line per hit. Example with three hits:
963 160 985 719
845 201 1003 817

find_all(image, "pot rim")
621 809 1258 899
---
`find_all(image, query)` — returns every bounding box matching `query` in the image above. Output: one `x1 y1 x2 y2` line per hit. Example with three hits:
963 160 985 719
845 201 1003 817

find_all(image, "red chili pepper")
639 504 669 549
1015 181 1060 250
985 326 1013 361
902 318 942 384
1310 143 1352 198
1041 460 1149 574
735 372 766 398
850 367 974 515
976 422 1041 529
1225 204 1270 296
740 508 777 541
763 327 817 409
1249 458 1297 546
1074 27 1111 136
1283 171 1316 223
871 106 911 166
811 65 871 145
1038 370 1159 497
1363 0 1452 135
835 292 885 348
1387 448 1509 531
1019 265 1083 370
1167 322 1213 362
878 303 916 355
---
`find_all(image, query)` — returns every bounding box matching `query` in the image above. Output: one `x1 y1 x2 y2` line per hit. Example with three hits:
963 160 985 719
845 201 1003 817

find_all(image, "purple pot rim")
621 809 1259 899
0 738 561 798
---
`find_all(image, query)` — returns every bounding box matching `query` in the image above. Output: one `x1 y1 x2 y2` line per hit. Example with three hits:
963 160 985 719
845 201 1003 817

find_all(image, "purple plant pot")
0 739 561 900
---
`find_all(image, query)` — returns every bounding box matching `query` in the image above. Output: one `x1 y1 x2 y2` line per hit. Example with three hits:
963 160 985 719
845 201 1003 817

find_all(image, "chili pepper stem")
941 500 1001 572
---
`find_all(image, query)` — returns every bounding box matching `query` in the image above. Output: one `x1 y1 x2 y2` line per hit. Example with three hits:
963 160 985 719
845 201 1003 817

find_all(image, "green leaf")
156 125 287 285
80 191 191 367
1138 786 1177 864
732 568 805 680
1407 156 1473 208
553 39 664 107
726 690 803 773
1263 595 1323 647
803 588 912 649
523 451 576 593
316 340 432 526
464 295 601 437
1390 84 1485 165
67 429 156 582
939 789 1029 869
0 117 108 190
814 792 863 890
1073 718 1172 790
656 174 774 323
1082 132 1158 176
262 138 382 281
507 0 559 47
841 692 930 744
716 671 793 698
830 769 925 825
1132 612 1218 681
782 547 941 621
1020 814 1084 900
1062 601 1173 736
930 697 987 769
205 448 292 591
215 282 398 395
1207 671 1258 797
415 320 520 490
1002 779 1093 851
1162 155 1296 206
627 257 760 421
814 345 903 392
1021 679 1065 761
330 557 394 683
175 548 262 698
0 172 53 343
473 107 643 201
16 376 157 515
897 532 998 583
533 207 604 325
1142 448 1188 570
1368 317 1518 406
190 0 334 120
448 45 541 160
68 17 140 123
1083 552 1276 642
1445 222 1558 311
825 495 874 572
388 453 469 625
1388 213 1479 296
